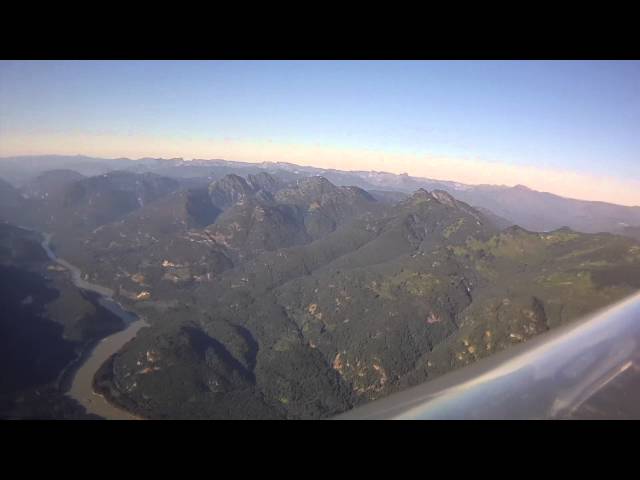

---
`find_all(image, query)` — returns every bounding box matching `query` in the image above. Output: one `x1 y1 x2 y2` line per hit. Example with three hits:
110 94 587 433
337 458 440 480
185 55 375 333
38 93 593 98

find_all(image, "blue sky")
1 60 639 204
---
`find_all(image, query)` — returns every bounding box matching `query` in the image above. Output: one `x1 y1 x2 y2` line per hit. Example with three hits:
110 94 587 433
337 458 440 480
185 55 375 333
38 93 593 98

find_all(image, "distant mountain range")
2 155 639 237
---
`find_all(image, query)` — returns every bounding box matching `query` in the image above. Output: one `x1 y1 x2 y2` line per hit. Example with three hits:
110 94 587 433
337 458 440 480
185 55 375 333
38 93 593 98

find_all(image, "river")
40 233 148 420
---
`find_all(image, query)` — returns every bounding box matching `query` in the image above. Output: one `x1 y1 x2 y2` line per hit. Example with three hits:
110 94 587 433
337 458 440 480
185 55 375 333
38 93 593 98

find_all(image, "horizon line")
2 152 639 209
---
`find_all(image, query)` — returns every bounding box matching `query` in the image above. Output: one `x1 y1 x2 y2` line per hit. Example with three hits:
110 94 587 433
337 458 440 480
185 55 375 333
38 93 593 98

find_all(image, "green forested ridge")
2 168 639 419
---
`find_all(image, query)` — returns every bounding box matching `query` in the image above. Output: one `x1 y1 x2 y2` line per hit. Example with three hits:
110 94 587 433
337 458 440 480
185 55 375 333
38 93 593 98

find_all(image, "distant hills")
2 154 639 238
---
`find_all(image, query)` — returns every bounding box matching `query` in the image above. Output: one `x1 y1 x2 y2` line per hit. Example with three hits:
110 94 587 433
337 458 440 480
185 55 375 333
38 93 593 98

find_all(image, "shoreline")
38 230 149 420
68 319 148 420
93 352 152 421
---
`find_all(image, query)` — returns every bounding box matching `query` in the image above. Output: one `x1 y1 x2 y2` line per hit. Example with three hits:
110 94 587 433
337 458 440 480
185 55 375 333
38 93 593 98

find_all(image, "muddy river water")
41 233 148 420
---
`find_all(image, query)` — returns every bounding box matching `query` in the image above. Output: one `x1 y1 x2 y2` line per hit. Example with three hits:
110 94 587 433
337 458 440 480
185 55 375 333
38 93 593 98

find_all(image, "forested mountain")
2 159 639 419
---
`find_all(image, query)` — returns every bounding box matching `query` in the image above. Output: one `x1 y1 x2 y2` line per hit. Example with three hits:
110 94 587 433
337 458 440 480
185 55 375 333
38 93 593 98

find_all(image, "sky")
1 60 639 205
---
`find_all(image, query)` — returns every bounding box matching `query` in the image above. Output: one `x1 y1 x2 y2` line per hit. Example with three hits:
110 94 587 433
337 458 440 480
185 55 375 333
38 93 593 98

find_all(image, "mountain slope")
21 169 86 200
72 174 383 298
90 185 640 419
0 223 123 419
0 178 28 225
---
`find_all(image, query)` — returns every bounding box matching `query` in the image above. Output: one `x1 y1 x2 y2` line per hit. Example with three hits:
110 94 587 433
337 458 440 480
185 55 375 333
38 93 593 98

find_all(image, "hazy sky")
1 60 639 205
